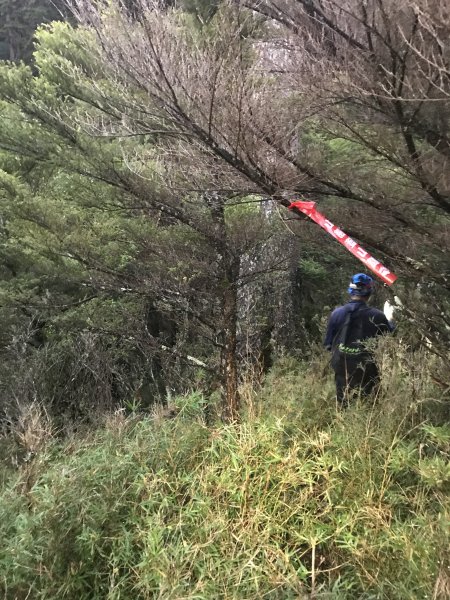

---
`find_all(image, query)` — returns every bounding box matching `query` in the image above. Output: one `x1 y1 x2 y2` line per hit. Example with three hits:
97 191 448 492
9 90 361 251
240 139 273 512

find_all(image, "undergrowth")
0 345 449 599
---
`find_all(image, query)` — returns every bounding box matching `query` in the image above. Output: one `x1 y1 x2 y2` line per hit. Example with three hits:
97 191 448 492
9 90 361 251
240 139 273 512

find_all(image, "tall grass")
1 344 449 599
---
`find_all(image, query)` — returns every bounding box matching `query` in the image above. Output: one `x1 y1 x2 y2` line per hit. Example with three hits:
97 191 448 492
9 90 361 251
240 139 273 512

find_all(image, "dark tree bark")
220 251 241 422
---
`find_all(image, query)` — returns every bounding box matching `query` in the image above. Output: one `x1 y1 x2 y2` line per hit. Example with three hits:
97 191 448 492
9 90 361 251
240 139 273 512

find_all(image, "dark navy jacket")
324 300 393 351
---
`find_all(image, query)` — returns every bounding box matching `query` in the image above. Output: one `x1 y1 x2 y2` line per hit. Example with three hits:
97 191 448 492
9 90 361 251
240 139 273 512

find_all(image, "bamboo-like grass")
0 343 448 599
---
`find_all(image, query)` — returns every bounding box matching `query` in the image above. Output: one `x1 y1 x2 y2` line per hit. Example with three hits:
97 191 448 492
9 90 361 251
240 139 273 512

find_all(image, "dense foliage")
0 0 448 423
1 349 449 599
0 2 448 596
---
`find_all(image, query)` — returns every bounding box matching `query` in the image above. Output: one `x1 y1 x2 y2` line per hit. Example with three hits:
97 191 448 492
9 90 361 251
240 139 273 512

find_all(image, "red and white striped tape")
289 201 397 286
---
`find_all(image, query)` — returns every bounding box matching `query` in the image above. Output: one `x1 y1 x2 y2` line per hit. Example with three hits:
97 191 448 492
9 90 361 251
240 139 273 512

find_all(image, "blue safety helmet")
347 273 374 296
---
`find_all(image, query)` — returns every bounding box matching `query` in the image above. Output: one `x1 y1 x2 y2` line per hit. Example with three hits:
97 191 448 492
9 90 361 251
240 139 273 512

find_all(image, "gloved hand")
383 300 395 322
383 296 402 327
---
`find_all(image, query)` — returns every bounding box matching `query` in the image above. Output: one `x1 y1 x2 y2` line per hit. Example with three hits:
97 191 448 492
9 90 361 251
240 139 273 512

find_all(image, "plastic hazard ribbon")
288 200 397 286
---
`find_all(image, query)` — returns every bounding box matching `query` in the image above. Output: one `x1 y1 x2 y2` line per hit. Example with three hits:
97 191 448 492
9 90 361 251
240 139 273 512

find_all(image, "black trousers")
333 356 380 407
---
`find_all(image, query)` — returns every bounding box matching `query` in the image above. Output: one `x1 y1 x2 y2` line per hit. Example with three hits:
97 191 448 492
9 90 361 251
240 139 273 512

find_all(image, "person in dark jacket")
324 273 394 406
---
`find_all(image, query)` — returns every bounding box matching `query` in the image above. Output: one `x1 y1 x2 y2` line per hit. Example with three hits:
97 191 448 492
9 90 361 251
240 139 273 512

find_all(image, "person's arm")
373 309 394 334
324 309 339 350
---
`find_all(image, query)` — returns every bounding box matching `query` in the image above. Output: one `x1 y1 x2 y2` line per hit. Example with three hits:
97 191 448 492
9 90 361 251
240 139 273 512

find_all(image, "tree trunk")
220 255 240 422
205 192 241 422
5 12 17 62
